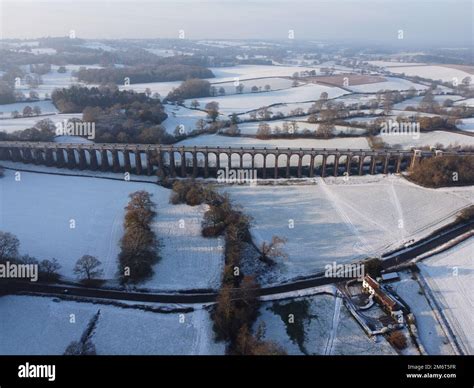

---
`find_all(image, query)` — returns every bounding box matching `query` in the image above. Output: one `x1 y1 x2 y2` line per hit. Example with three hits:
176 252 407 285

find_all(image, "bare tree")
0 231 20 261
260 236 288 262
316 122 335 138
39 258 61 282
73 255 103 281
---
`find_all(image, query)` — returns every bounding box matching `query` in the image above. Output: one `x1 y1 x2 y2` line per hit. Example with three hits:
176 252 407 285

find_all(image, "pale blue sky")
1 0 472 46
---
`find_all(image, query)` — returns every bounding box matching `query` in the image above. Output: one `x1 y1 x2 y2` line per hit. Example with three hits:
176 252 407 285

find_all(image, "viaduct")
0 141 470 179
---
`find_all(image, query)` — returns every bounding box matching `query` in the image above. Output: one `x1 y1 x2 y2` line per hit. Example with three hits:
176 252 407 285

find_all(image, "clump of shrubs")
170 180 217 206
387 330 408 350
409 155 474 188
457 205 474 222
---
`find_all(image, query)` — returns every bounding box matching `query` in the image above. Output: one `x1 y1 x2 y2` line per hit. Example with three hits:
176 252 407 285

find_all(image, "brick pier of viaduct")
0 142 468 179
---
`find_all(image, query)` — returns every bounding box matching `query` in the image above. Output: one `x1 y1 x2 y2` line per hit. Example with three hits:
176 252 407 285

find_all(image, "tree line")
118 191 159 283
169 181 285 355
75 64 214 85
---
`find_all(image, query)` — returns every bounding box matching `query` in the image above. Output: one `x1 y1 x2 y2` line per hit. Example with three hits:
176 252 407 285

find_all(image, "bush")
409 155 474 188
388 331 408 350
457 205 474 222
363 257 382 278
202 223 226 237
185 185 204 206
166 78 211 101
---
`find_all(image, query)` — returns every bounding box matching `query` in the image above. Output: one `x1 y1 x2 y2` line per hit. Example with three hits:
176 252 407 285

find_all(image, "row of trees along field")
118 191 159 283
75 64 214 84
170 181 286 355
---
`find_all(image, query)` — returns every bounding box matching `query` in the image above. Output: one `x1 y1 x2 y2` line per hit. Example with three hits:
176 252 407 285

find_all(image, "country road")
3 220 473 305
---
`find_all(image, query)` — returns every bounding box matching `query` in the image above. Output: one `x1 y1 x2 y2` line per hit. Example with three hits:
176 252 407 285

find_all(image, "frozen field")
255 295 336 354
418 238 474 355
256 295 395 355
224 176 471 282
378 130 474 149
161 104 208 134
142 200 224 291
387 65 473 84
457 118 474 133
0 113 82 133
176 134 370 168
393 272 455 355
237 120 365 136
0 170 223 289
348 77 427 93
331 301 396 355
93 304 222 355
393 95 464 110
0 295 95 355
0 100 58 116
184 83 348 115
454 98 474 107
0 295 223 355
119 64 323 99
15 65 102 99
177 133 369 149
210 77 296 95
208 65 320 83
120 80 182 99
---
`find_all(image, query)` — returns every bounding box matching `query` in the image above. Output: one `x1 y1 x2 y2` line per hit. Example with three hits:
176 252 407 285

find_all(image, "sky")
0 0 472 47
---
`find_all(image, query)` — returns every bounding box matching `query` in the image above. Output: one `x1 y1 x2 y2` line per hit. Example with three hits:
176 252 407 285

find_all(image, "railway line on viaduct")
0 141 472 179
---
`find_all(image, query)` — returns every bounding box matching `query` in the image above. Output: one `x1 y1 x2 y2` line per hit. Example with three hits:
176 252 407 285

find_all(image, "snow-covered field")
418 238 474 355
331 301 396 355
224 176 471 282
378 130 474 149
0 113 82 133
177 133 369 150
142 201 224 291
0 100 58 116
15 65 102 100
457 118 474 133
120 80 183 99
454 98 474 107
176 134 370 168
210 77 295 95
256 295 395 355
237 120 365 136
208 65 320 83
161 104 208 134
392 271 455 355
0 295 223 355
0 295 92 355
0 170 223 289
393 95 464 110
255 295 336 354
348 77 427 93
93 304 222 355
184 83 348 115
387 65 473 84
119 64 323 100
